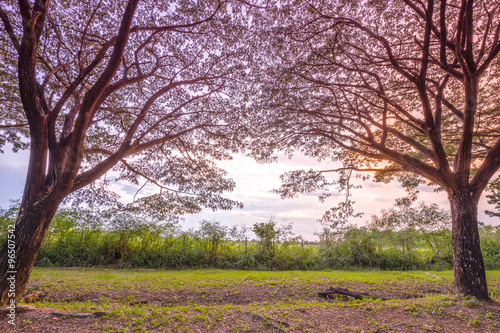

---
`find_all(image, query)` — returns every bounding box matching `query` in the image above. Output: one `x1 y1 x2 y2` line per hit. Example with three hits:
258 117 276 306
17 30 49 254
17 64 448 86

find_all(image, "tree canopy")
0 0 247 215
248 0 500 198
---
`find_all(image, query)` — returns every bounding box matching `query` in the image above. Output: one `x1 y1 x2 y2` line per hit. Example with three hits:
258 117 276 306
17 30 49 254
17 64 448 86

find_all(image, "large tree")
0 0 246 305
247 0 500 299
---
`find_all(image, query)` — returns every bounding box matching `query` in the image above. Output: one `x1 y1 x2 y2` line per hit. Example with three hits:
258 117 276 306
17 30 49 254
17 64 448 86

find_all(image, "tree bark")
450 190 489 300
0 197 62 305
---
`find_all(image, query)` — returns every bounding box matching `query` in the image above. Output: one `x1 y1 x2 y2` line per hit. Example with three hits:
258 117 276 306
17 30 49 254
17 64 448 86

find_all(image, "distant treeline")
1 206 499 271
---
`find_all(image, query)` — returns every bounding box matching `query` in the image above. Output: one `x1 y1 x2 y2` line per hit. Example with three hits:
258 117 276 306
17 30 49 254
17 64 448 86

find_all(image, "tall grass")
1 208 500 270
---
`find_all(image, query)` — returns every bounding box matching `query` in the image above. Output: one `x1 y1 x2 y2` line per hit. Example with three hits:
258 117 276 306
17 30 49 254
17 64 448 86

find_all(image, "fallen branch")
318 287 384 300
49 311 108 318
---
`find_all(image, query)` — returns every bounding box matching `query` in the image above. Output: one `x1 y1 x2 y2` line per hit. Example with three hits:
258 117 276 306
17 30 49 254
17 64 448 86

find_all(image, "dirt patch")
3 297 500 332
34 279 449 307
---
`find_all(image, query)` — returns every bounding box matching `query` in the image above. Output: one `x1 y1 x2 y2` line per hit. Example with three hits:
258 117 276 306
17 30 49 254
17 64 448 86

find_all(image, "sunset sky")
1 145 499 240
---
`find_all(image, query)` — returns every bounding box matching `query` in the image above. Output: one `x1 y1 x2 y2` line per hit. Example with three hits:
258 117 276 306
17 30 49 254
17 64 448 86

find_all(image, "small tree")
197 220 228 257
228 223 249 242
485 176 500 218
369 197 451 254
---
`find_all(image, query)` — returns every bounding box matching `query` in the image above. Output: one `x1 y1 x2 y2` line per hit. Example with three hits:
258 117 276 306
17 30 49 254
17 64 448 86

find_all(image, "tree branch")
0 6 20 52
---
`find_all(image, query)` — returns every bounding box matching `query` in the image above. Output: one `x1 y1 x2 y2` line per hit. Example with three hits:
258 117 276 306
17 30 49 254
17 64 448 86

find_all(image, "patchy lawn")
2 269 500 332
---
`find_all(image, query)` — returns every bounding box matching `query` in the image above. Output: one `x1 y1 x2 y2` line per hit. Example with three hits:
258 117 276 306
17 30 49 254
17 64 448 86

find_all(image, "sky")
1 144 499 241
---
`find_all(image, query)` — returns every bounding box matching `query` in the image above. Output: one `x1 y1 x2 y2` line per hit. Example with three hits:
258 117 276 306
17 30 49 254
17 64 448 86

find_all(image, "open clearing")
1 269 500 332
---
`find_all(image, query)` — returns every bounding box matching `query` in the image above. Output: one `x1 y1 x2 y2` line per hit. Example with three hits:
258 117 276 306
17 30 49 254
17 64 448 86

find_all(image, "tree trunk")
0 198 61 306
420 229 435 253
450 191 489 300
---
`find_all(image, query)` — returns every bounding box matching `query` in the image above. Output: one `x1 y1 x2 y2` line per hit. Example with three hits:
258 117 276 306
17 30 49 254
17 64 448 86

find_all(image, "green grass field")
3 268 500 332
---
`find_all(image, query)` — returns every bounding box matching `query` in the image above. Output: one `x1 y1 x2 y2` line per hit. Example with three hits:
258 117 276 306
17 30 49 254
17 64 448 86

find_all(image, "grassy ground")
2 268 500 332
